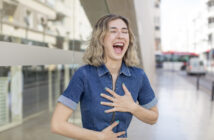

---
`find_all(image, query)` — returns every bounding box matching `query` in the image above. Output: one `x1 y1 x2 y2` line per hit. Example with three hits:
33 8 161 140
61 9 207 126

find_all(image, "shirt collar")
120 62 131 76
97 64 109 77
97 61 131 77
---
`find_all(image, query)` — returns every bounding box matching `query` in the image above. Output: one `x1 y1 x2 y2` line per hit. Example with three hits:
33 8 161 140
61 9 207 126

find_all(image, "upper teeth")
114 43 123 46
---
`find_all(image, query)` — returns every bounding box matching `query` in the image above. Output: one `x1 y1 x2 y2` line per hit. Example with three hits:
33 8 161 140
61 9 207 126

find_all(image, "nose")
116 31 123 39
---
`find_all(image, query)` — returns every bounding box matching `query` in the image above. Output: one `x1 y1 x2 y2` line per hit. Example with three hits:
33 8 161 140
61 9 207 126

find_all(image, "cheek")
127 38 130 47
103 43 112 56
126 35 130 42
125 38 130 47
103 38 113 49
103 35 112 46
103 41 112 50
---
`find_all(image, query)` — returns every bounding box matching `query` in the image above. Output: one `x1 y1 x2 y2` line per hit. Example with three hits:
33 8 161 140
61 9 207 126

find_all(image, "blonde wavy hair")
83 14 139 67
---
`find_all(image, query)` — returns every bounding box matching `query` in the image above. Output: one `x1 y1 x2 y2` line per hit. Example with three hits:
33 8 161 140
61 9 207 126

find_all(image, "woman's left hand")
100 83 137 113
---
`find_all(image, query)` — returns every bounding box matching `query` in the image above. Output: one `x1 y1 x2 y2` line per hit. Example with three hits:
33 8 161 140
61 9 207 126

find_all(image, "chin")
111 55 124 61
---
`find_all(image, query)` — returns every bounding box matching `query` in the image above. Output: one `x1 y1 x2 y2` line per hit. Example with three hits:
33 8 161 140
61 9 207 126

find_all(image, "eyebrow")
109 27 128 30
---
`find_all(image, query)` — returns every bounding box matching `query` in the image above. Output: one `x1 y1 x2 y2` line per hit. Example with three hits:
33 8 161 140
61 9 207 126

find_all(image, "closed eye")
110 30 117 33
122 29 128 34
122 31 128 34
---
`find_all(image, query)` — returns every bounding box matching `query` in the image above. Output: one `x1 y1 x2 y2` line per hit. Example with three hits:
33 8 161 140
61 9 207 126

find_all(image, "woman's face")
103 19 129 62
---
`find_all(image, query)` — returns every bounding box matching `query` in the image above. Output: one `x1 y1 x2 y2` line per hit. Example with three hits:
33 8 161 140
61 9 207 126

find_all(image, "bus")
155 51 199 70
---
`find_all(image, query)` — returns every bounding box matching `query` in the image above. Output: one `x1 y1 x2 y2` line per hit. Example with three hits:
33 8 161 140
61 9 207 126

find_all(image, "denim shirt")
58 62 158 138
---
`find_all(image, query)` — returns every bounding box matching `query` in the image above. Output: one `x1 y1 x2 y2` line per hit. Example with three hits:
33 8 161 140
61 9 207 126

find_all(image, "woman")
51 14 158 140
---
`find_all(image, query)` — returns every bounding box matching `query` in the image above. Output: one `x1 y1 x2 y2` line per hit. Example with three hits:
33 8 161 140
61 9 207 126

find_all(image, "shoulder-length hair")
83 14 139 67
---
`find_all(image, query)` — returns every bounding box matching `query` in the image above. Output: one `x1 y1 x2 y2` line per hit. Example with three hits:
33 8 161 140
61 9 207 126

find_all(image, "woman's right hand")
98 121 126 140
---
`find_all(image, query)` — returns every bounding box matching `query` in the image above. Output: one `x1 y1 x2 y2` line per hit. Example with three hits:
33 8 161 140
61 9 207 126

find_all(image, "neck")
105 59 122 75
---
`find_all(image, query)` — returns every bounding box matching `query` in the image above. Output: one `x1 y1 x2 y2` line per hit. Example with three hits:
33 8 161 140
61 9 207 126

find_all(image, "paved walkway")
0 69 214 140
127 69 214 140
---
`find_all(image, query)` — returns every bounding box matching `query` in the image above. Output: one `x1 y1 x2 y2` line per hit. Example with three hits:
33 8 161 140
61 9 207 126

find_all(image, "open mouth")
113 42 124 54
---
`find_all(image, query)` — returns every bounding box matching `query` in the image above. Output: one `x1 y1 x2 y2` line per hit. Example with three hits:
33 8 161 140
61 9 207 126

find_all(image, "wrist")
96 132 104 140
130 102 138 114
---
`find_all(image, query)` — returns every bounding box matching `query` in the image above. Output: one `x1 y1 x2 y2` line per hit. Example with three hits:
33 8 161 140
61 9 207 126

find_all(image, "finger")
116 131 126 137
100 101 115 107
100 93 115 102
118 138 127 140
105 88 119 97
122 83 131 95
108 120 120 130
105 108 117 113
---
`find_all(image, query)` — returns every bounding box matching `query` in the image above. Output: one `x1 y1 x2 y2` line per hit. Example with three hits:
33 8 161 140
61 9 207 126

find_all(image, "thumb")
122 83 130 95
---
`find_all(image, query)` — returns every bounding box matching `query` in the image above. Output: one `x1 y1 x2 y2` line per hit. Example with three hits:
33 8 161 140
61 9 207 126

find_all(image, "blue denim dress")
58 62 158 138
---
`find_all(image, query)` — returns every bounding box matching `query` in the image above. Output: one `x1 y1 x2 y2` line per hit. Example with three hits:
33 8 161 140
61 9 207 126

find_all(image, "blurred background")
0 0 214 140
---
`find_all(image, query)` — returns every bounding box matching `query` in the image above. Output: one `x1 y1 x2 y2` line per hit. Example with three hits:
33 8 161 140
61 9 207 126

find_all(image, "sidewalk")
0 69 214 140
188 71 214 91
127 69 214 140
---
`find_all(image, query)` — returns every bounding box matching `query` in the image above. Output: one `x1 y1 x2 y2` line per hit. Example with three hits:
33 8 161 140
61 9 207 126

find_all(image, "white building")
189 6 208 54
154 0 161 52
188 0 214 70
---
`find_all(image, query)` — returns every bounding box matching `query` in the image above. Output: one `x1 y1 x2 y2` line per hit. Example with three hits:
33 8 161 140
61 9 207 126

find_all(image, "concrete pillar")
55 67 60 103
0 77 9 126
64 32 70 90
134 0 156 84
48 69 53 111
10 66 23 123
64 65 70 90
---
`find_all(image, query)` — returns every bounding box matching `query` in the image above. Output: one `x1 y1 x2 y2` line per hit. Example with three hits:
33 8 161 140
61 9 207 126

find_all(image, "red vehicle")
161 51 199 70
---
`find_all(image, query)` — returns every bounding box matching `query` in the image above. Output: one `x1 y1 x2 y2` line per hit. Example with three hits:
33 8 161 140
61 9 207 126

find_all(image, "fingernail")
100 102 103 104
122 83 125 86
100 93 103 96
105 87 108 90
116 120 119 123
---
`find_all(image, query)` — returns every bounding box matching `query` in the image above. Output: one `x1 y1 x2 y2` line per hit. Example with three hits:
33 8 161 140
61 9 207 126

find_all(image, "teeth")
114 43 124 46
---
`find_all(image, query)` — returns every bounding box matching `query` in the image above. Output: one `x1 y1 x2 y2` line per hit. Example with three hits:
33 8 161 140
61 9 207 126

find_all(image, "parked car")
186 58 206 75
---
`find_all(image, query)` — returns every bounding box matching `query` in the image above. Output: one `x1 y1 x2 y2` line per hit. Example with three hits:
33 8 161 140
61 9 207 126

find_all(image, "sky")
161 0 201 52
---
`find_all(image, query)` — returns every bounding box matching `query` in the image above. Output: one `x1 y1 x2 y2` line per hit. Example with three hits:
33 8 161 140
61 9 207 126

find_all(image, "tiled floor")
1 69 214 140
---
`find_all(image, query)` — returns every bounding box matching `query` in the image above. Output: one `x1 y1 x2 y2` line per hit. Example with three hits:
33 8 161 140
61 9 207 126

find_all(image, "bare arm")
51 103 126 140
51 103 100 140
130 105 158 125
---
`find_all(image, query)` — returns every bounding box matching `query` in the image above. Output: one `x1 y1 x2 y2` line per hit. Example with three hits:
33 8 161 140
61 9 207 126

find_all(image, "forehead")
107 19 128 29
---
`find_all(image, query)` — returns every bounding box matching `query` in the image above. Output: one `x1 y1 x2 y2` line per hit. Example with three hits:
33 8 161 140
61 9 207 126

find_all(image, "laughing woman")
51 14 158 140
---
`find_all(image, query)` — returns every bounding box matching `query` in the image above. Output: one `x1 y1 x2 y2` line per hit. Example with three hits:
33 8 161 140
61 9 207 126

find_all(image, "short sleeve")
57 68 84 110
138 71 158 109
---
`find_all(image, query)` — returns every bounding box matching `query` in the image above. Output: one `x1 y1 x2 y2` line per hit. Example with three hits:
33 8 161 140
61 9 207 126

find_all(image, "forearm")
130 103 158 125
51 121 101 140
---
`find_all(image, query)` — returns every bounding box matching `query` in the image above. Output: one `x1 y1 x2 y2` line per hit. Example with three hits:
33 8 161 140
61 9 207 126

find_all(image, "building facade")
154 0 161 52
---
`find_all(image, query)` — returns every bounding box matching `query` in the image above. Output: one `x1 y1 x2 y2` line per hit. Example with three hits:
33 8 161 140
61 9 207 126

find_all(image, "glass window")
0 0 92 51
207 0 214 8
0 0 96 129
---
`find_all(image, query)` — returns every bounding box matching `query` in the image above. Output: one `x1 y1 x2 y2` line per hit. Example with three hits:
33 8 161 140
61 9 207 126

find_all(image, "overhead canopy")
80 0 110 27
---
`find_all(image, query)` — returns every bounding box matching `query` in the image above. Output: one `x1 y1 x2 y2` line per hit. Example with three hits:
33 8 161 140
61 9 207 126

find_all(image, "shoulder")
74 64 97 76
129 66 146 77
